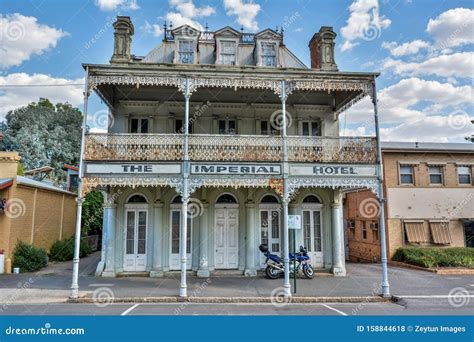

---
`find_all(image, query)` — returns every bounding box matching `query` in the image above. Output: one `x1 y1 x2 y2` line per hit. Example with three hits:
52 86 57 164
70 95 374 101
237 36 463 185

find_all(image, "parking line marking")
121 304 139 316
321 304 348 316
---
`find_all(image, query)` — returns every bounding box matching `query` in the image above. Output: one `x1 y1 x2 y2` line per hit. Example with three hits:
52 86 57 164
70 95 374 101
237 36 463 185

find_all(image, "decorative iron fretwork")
84 134 377 164
288 177 379 197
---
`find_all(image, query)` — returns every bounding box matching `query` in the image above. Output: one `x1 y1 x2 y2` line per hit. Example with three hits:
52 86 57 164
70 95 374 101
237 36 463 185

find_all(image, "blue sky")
0 0 472 142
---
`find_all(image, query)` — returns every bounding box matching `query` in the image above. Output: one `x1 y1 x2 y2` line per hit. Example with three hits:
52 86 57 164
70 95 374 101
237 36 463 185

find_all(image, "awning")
0 178 13 190
429 221 452 245
404 221 429 243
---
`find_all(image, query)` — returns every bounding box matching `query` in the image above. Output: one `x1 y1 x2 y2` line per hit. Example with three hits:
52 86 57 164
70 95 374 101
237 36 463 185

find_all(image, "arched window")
127 194 147 203
303 195 321 203
260 195 279 203
216 194 237 204
171 195 182 204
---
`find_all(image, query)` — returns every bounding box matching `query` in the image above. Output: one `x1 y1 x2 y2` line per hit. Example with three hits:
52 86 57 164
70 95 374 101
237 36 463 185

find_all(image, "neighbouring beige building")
344 142 474 262
0 152 77 272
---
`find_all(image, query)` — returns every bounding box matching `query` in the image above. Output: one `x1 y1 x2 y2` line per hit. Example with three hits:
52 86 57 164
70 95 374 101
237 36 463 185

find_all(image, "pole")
180 78 191 298
372 77 390 297
293 229 296 293
70 66 89 299
280 80 291 297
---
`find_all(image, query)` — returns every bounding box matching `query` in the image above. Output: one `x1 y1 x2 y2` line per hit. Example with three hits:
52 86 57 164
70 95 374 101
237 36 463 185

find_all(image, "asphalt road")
1 297 473 316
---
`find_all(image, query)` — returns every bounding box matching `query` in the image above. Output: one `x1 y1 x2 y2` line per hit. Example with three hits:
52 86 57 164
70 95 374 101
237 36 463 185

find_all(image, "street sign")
288 215 301 229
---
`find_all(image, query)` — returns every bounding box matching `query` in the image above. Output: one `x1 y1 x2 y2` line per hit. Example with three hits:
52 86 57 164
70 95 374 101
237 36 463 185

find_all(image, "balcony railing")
84 134 377 164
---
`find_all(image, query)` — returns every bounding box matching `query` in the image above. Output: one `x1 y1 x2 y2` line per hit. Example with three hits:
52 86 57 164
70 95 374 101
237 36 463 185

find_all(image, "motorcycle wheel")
303 264 314 279
265 266 280 279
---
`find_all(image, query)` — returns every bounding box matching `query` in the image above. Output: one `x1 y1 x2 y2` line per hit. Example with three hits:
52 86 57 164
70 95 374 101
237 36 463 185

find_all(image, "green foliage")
49 236 93 262
12 241 48 272
2 98 82 183
393 247 474 268
82 190 104 236
17 161 25 176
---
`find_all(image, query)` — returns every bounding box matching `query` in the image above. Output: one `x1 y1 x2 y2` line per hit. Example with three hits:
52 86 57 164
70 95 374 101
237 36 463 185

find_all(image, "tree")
82 190 104 237
2 98 82 183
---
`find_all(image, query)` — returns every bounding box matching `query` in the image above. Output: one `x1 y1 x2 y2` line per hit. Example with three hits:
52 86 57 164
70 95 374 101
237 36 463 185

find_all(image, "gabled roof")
254 28 282 40
172 24 200 36
214 26 241 37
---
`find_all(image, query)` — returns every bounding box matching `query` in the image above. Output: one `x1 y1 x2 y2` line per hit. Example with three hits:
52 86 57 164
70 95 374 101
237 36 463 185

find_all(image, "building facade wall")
101 185 339 276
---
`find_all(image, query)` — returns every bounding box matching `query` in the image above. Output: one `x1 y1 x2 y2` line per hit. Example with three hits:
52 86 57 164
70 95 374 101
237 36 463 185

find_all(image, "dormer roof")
214 26 241 37
254 28 282 40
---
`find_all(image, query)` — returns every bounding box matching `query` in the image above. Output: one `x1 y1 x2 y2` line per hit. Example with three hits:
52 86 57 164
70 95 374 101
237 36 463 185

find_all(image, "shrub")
12 241 48 272
49 236 93 262
393 247 474 268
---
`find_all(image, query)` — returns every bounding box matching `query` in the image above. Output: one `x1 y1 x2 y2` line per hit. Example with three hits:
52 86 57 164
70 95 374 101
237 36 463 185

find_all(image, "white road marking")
121 304 139 316
89 284 115 287
321 304 348 316
398 295 474 299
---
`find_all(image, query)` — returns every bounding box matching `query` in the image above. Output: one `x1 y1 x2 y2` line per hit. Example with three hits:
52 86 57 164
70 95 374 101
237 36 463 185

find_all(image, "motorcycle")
259 244 314 279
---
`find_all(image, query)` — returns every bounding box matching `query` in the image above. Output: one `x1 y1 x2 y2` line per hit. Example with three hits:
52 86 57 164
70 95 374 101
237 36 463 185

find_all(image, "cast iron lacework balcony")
84 134 377 164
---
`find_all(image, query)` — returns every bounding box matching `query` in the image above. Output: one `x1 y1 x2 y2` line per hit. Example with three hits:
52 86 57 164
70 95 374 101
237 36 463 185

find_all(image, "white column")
331 189 346 276
150 199 164 277
70 67 90 299
102 203 117 277
244 200 256 276
197 200 210 277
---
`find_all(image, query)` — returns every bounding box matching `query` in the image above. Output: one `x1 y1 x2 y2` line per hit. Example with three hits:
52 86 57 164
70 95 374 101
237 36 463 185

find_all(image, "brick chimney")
110 16 134 63
309 26 338 71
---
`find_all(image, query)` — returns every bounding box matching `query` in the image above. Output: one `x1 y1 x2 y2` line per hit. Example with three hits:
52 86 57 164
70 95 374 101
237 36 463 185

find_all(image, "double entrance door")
124 206 147 272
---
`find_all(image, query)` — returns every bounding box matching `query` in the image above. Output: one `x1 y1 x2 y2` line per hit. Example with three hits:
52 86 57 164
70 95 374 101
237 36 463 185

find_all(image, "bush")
12 241 48 272
393 247 474 268
49 236 93 262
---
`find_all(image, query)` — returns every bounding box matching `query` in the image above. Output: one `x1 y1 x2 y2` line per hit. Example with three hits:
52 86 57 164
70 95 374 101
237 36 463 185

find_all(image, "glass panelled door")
124 208 147 272
302 209 323 267
170 209 192 270
260 209 280 266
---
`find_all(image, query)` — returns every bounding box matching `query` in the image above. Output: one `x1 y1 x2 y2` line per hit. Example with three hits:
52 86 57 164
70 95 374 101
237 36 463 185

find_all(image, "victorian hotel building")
71 16 388 298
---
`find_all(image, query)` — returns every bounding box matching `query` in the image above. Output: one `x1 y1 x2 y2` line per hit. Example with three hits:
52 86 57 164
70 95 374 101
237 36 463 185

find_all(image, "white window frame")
428 165 444 185
129 117 150 133
399 165 414 185
299 120 320 136
218 118 237 134
260 42 277 67
177 39 194 64
457 165 472 185
218 40 237 65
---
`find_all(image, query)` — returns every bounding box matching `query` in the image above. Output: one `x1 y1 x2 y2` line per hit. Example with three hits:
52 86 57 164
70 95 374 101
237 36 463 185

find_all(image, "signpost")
288 215 301 294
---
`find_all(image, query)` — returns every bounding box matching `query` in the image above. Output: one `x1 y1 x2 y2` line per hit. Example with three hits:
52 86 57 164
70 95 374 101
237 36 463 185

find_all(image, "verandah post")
372 77 390 297
70 66 89 299
180 78 191 297
280 80 291 297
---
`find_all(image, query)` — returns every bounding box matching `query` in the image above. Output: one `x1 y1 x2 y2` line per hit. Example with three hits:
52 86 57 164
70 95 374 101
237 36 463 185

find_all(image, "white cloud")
0 13 68 69
426 8 474 49
383 51 473 79
142 20 163 37
161 0 216 32
95 0 139 11
380 115 472 142
381 39 430 57
342 77 473 125
223 0 261 31
340 0 391 51
0 73 83 119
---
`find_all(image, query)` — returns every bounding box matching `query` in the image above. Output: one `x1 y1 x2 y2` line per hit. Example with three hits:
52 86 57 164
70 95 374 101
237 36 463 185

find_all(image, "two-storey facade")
73 16 386 297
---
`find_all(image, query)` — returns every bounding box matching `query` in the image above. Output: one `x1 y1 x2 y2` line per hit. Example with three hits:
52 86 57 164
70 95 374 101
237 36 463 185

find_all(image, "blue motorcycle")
259 244 314 279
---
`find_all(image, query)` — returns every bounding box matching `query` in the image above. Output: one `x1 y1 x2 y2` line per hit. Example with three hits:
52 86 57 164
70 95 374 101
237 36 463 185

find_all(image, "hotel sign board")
191 163 281 175
289 164 377 177
85 163 181 174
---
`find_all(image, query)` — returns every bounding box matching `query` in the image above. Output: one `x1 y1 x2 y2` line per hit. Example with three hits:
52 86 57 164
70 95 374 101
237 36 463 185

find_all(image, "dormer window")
261 42 277 66
178 40 193 64
220 41 236 65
